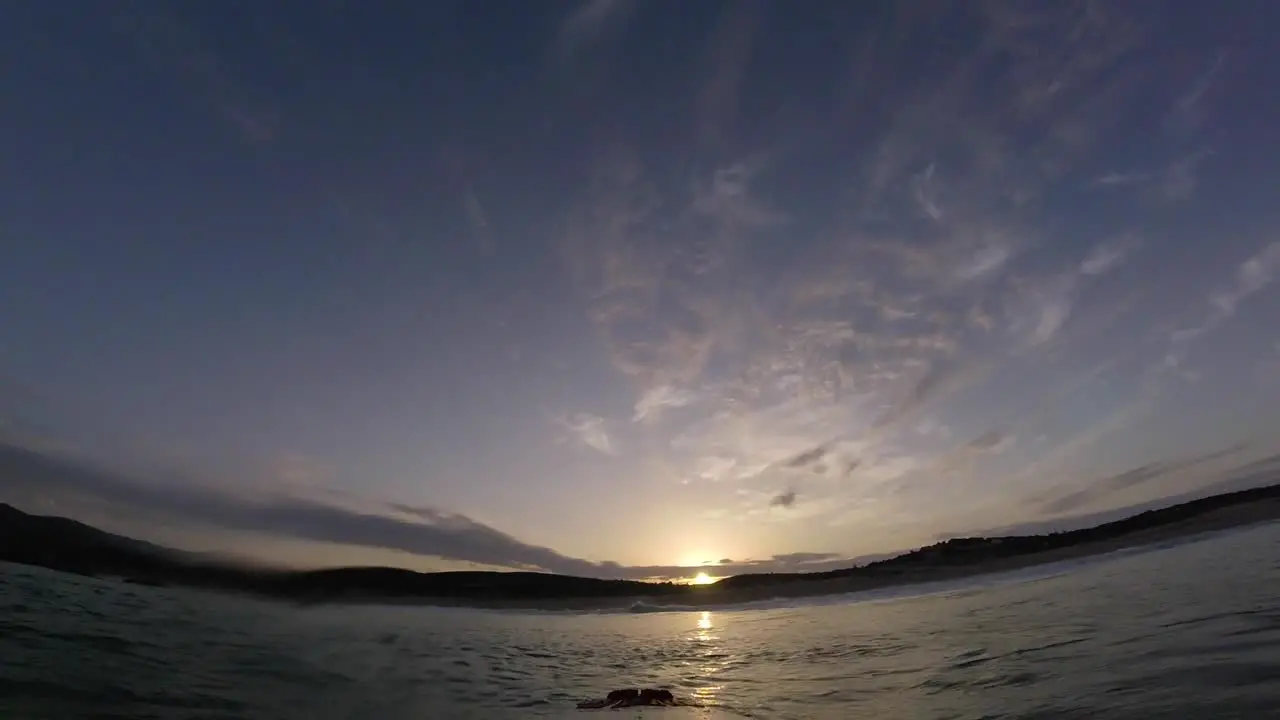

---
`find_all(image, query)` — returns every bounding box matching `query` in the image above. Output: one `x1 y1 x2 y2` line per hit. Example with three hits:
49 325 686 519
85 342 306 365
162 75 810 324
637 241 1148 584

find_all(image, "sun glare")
691 572 716 585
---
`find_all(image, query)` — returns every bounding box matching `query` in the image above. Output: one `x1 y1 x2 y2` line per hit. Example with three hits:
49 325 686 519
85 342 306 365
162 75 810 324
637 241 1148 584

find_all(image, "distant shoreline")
379 501 1280 612
3 484 1279 609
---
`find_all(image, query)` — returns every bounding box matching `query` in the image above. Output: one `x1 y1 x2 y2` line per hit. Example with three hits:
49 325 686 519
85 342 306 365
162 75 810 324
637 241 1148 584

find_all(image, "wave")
568 550 1159 616
450 527 1280 618
626 600 702 613
459 564 1097 617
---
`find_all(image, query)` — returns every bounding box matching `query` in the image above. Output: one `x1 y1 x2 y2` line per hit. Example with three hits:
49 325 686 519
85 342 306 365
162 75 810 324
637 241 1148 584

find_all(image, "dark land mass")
2 482 1279 609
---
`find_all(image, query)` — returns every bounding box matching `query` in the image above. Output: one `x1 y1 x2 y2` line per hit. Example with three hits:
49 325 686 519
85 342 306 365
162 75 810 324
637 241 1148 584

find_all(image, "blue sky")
3 1 1279 580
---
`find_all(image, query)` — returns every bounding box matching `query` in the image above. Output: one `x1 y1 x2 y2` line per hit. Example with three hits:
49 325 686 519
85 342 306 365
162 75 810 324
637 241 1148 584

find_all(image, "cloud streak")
1211 242 1280 318
113 3 280 143
556 0 637 59
1037 444 1248 516
769 489 797 508
0 443 879 580
544 1 1267 551
557 413 616 455
1080 236 1142 276
1165 242 1280 371
633 385 696 424
9 2 1270 574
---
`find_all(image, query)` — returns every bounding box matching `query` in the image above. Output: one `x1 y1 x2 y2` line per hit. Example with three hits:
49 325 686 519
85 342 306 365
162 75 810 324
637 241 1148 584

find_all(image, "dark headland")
3 483 1279 609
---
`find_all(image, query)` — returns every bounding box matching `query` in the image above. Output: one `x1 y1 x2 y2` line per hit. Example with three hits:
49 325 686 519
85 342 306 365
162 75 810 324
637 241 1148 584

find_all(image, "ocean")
2 522 1278 720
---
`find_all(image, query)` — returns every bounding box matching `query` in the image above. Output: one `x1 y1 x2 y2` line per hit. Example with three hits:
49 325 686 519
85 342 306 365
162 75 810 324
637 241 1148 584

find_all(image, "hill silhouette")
2 481 1278 606
715 481 1280 589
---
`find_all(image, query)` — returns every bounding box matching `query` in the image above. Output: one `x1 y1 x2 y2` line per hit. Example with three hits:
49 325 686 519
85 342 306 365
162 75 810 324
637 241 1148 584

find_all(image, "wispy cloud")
1019 273 1078 346
695 0 767 146
1165 242 1280 370
1211 242 1280 317
968 429 1016 454
1158 149 1214 203
114 3 279 144
1167 51 1225 136
912 163 944 221
1258 342 1280 385
1081 235 1142 276
423 6 1267 562
556 0 637 59
780 444 829 470
6 2 1271 576
1037 443 1248 516
0 442 602 575
769 489 797 508
633 385 696 424
1 442 884 580
556 413 616 455
269 453 332 491
1093 171 1152 187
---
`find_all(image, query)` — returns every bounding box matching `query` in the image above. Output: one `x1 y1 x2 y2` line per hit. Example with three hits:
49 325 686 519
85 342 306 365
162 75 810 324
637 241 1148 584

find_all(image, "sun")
691 572 716 585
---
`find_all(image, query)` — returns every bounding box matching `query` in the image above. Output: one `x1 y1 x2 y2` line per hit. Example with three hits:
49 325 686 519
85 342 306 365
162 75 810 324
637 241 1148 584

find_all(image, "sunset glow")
2 1 1278 585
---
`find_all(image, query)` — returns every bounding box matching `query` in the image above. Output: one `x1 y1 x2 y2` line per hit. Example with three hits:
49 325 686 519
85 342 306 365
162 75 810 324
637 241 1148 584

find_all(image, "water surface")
2 523 1278 719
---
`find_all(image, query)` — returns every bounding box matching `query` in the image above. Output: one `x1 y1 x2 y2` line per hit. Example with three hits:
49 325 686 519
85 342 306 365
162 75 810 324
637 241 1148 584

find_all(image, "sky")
3 1 1280 581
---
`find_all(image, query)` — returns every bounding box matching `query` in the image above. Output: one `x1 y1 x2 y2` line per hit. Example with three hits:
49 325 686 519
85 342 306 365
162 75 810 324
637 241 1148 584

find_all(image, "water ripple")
1 523 1278 719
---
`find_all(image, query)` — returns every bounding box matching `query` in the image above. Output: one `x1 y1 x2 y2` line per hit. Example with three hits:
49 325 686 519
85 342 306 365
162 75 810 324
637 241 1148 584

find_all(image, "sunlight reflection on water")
1 524 1278 719
691 610 724 706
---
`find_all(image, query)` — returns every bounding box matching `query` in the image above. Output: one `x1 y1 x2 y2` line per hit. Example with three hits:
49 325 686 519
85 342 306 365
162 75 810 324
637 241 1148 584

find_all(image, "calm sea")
2 522 1278 720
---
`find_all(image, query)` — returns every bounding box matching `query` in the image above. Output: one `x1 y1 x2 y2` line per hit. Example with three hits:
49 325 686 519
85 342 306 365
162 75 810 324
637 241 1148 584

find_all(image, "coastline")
393 499 1280 612
4 487 1279 610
